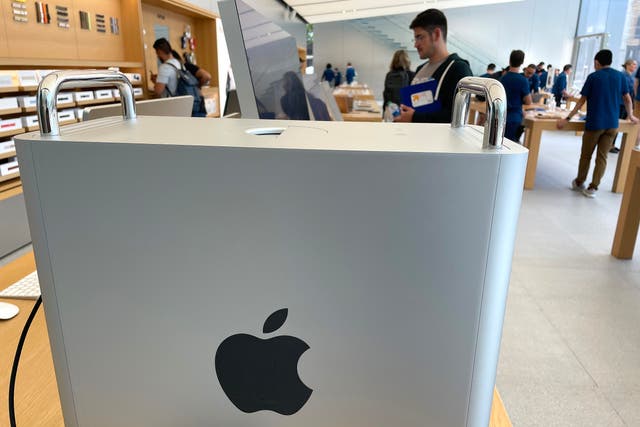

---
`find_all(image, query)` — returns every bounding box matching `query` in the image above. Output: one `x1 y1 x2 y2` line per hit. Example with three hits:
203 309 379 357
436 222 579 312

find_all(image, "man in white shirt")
150 38 181 97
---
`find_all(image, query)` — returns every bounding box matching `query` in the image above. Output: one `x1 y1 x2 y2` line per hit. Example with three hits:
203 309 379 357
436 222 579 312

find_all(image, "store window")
571 0 631 89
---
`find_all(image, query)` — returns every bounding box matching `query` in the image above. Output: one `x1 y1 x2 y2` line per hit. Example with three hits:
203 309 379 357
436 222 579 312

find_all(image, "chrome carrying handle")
37 70 136 136
451 77 507 149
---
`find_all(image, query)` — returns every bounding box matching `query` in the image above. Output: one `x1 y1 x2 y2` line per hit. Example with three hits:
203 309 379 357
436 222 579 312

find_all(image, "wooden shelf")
57 102 76 109
26 119 77 132
0 107 22 115
1 59 145 68
143 0 218 19
0 128 25 138
0 150 16 161
0 172 20 184
0 177 21 196
21 107 35 113
19 85 38 92
77 98 114 106
0 86 20 94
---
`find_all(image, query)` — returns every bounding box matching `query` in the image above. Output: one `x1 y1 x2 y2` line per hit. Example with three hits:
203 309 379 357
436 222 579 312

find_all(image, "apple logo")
215 308 312 415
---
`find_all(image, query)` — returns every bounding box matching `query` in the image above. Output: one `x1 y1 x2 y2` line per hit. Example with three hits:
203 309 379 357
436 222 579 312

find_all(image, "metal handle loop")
37 70 136 136
451 77 507 149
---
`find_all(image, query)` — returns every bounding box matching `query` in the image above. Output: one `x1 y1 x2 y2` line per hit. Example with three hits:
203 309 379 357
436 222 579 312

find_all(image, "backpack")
166 62 206 117
384 70 411 106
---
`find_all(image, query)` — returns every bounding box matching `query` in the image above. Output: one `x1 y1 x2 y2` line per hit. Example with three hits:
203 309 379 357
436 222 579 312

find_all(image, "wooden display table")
522 115 639 191
342 111 383 122
0 252 511 426
612 149 640 259
333 85 376 113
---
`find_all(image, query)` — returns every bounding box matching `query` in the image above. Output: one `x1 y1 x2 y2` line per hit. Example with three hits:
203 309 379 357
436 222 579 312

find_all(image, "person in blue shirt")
480 63 496 78
523 64 540 93
334 68 342 86
635 66 640 114
557 50 638 198
552 64 572 107
621 59 637 118
539 64 551 90
345 62 356 84
321 63 335 87
500 50 532 142
611 59 638 153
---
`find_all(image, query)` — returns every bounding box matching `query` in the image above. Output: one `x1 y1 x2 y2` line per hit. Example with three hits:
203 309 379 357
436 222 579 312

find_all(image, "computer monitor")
82 95 193 121
223 89 241 118
219 0 333 121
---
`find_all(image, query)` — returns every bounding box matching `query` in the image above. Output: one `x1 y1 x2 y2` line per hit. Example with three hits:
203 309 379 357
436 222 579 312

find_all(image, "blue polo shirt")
636 68 640 101
539 71 548 88
623 71 634 101
581 67 628 131
552 72 567 97
500 71 530 123
526 73 540 93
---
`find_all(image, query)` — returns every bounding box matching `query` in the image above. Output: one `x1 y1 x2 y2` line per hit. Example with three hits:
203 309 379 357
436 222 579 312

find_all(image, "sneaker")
571 179 585 191
582 187 597 198
609 147 620 154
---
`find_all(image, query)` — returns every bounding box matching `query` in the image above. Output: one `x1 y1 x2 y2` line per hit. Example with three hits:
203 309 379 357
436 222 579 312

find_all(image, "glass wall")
572 0 631 89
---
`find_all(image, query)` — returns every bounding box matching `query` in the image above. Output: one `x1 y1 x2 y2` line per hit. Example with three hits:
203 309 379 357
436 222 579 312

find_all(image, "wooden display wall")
142 2 196 79
141 1 218 93
0 0 141 64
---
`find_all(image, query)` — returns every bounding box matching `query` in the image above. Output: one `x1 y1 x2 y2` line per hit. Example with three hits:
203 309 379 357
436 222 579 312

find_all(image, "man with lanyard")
395 8 472 123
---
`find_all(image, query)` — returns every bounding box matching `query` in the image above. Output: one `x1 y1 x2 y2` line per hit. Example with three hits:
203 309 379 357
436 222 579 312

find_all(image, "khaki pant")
576 128 618 190
635 100 640 119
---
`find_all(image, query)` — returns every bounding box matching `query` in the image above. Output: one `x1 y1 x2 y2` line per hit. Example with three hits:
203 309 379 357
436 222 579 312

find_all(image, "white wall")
313 22 401 104
313 0 580 101
444 0 580 70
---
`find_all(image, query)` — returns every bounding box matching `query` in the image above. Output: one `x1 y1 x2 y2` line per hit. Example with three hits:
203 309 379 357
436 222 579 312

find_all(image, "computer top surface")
16 116 528 155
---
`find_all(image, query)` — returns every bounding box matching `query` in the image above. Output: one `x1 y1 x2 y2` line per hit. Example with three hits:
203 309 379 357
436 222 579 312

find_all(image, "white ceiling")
286 0 523 24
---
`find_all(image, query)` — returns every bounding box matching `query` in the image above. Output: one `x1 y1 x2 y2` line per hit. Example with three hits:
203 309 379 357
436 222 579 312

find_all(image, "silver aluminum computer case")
16 71 526 427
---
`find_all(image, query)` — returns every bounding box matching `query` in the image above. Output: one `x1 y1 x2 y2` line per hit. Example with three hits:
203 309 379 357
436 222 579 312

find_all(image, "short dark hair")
547 64 552 70
487 63 496 70
537 62 545 67
326 63 332 69
153 38 172 54
563 64 572 72
594 49 613 66
509 50 525 68
410 9 448 42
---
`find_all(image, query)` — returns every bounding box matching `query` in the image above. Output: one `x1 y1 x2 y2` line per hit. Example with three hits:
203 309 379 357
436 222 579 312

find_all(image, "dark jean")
505 121 522 143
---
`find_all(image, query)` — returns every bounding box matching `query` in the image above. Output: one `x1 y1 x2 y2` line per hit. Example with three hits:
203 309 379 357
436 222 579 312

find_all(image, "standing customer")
500 50 532 142
557 50 638 198
394 8 472 123
150 38 182 97
552 64 572 107
383 49 414 111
